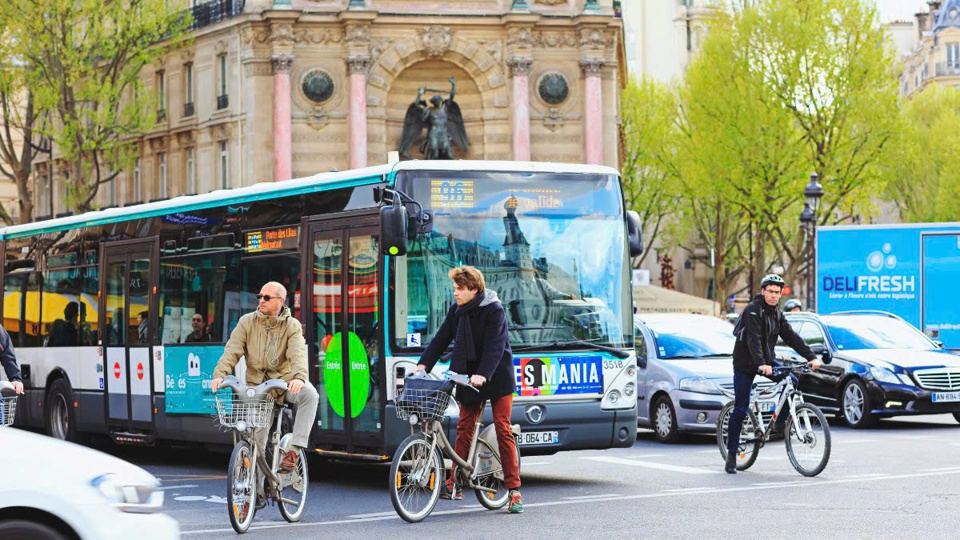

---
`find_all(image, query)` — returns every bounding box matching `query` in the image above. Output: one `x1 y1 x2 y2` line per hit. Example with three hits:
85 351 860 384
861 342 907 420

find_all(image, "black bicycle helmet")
784 298 802 311
760 274 786 289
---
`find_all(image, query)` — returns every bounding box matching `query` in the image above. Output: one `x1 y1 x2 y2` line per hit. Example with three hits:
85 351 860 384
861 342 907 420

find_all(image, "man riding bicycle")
726 274 820 474
210 281 318 476
415 266 523 514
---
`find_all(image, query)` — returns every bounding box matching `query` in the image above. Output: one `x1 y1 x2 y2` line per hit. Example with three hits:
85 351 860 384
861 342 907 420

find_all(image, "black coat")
420 291 515 405
0 326 21 382
732 294 814 375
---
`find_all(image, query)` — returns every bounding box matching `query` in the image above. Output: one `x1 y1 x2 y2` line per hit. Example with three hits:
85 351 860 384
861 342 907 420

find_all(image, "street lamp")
799 173 824 312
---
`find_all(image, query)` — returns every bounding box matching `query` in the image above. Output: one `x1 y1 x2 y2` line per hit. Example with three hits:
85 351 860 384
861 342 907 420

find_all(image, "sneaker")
439 477 462 500
507 490 523 513
280 450 298 471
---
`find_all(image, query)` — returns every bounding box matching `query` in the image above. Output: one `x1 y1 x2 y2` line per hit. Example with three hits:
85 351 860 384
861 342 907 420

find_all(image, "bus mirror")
627 211 644 257
381 204 408 256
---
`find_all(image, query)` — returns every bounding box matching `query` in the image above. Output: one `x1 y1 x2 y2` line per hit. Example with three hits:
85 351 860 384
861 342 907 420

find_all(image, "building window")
184 63 194 117
219 141 228 189
134 158 141 202
948 43 960 69
217 54 228 109
158 152 167 199
186 147 196 194
156 70 166 121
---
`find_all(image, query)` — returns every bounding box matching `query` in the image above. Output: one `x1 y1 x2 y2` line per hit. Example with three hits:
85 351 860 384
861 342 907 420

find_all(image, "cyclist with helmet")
725 274 820 474
784 299 803 313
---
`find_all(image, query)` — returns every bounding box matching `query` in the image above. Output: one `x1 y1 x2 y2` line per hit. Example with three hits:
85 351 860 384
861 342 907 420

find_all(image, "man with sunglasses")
210 281 317 475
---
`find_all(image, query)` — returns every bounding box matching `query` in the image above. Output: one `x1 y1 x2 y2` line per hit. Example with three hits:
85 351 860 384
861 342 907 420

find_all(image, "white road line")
844 474 889 479
920 467 960 473
562 493 622 500
521 461 552 466
158 484 199 491
180 469 960 536
697 449 720 454
751 481 805 487
835 439 876 444
950 443 960 446
347 511 401 519
663 487 715 493
756 456 787 461
582 456 720 475
625 454 668 459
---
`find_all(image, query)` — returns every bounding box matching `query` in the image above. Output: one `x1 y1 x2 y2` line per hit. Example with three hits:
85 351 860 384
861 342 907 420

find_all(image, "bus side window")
42 266 83 347
22 272 43 347
160 252 241 345
3 273 26 347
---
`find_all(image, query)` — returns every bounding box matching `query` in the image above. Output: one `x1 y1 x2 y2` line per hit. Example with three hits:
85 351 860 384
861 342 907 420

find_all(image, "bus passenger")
184 313 212 343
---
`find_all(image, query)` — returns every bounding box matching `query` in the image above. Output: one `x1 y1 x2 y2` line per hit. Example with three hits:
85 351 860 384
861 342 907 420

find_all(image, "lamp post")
799 173 824 312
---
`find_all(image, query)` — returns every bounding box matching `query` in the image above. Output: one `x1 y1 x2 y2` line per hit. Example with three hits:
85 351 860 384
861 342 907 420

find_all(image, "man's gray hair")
266 281 287 299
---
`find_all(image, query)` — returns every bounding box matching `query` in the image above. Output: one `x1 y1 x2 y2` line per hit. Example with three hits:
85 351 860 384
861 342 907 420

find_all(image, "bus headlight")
623 383 636 397
607 390 621 404
626 365 637 378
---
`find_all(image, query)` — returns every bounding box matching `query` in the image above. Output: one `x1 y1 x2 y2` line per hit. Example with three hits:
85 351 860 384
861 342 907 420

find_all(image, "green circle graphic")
322 332 371 418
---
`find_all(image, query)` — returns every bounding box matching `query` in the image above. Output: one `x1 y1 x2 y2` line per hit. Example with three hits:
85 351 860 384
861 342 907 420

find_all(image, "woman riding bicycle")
415 266 523 514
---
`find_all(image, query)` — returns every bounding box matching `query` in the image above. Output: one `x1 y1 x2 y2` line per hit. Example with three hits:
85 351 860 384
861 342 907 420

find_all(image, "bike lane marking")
180 468 960 536
581 456 720 474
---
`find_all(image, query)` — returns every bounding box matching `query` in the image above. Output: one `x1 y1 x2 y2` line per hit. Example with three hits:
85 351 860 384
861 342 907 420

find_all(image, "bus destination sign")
246 226 299 252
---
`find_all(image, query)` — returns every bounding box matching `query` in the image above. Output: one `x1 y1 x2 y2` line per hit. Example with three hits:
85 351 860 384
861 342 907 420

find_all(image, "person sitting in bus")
415 266 524 514
45 301 81 347
184 313 212 343
137 311 149 344
0 324 23 395
210 281 318 476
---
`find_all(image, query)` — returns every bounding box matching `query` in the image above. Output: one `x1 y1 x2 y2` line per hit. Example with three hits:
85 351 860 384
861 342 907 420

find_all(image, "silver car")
634 313 774 443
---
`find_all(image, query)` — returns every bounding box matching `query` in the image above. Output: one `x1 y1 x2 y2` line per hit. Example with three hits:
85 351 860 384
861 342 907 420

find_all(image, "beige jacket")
212 307 308 387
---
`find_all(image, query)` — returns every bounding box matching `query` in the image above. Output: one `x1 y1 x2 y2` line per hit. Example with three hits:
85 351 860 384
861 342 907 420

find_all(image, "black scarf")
454 292 484 363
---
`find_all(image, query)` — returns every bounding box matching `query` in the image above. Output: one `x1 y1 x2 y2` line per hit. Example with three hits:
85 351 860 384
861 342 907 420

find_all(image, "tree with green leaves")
884 85 960 222
3 0 191 216
620 76 683 267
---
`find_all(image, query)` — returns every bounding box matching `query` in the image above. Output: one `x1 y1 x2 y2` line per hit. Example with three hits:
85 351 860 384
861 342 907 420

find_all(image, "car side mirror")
626 210 643 257
821 350 832 364
636 354 647 369
380 204 408 256
933 340 944 349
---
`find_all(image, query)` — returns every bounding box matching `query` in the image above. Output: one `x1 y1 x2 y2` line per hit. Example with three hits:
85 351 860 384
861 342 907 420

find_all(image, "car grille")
913 369 960 391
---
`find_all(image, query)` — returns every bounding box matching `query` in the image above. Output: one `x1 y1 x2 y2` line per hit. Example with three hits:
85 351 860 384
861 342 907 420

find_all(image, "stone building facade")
900 0 960 97
29 0 626 218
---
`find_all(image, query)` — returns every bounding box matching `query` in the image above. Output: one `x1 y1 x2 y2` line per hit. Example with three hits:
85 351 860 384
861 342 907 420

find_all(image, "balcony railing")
184 102 195 117
217 94 229 110
935 62 960 77
188 0 245 31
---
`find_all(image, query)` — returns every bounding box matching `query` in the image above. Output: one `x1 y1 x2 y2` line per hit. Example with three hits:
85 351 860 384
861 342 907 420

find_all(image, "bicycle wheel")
473 439 519 510
717 403 761 471
227 441 257 534
785 403 831 477
389 433 443 523
277 447 309 522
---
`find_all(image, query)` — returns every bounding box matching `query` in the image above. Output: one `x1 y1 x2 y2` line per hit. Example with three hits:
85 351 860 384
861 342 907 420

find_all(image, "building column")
580 58 603 165
272 54 294 182
347 56 371 169
507 56 533 162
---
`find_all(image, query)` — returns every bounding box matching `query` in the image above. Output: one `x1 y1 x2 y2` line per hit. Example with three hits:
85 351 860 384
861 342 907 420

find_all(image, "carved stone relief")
420 26 453 57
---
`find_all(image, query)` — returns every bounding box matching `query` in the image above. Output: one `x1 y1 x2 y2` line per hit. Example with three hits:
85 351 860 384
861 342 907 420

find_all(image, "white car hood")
662 357 733 380
838 348 960 370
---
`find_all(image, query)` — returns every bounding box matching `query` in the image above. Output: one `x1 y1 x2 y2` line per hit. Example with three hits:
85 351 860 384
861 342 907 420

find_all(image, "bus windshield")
392 170 632 351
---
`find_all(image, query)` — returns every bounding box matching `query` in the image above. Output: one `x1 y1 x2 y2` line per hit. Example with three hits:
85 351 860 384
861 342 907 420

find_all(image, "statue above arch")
398 77 470 160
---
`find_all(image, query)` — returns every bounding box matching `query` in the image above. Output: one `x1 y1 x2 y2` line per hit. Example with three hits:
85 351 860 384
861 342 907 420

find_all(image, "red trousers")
453 393 521 490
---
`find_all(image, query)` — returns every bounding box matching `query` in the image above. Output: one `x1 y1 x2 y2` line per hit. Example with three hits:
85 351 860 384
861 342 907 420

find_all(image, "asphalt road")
113 413 960 539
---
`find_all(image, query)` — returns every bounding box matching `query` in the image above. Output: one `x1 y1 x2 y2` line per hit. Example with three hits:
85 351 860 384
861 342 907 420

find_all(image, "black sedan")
776 311 960 428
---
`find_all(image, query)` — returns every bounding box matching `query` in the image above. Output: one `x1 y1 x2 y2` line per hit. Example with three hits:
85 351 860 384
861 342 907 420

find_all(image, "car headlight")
897 371 915 386
91 473 164 514
869 367 900 385
679 377 723 395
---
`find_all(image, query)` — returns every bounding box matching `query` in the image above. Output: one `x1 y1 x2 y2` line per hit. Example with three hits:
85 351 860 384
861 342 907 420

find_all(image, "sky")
877 0 929 22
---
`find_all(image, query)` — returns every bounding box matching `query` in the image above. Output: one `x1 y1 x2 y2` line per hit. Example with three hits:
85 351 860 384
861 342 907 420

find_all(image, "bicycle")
0 381 18 427
388 372 521 523
214 376 308 534
717 364 832 477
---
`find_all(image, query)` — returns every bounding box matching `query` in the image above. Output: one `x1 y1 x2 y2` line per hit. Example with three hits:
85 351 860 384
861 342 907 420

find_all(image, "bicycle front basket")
0 396 17 427
395 377 453 422
215 396 275 429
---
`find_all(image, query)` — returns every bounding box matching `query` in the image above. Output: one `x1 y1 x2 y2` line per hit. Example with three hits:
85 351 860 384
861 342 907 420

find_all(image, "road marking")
180 469 960 536
521 461 552 466
950 443 960 446
582 456 720 475
835 439 876 444
751 481 805 487
920 467 960 473
843 474 889 479
696 449 719 454
158 484 198 491
173 495 209 502
756 456 787 461
562 493 622 500
626 454 668 459
663 487 715 493
347 511 399 519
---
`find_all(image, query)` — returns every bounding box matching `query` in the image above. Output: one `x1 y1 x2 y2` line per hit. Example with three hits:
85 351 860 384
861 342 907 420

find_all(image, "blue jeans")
727 368 756 456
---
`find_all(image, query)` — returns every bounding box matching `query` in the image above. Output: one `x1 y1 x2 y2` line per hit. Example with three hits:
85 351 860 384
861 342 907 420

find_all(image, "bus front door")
101 241 157 442
306 220 383 454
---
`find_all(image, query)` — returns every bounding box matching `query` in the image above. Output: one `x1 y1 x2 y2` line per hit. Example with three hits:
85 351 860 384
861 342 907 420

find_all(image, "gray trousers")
253 382 319 451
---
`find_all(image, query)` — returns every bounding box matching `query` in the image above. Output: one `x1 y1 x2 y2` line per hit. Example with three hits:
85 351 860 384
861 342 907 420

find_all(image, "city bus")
0 160 642 459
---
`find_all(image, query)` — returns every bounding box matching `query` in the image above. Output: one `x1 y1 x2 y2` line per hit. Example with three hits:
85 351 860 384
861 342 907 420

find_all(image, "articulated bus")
0 160 642 459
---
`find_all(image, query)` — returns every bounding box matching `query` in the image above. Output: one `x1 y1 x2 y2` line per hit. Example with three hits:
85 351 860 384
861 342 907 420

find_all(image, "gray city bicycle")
214 376 308 534
389 372 521 523
717 364 832 477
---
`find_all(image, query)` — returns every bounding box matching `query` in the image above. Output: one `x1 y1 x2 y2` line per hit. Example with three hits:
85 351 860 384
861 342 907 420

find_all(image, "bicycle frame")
231 407 299 500
416 412 501 494
745 374 814 447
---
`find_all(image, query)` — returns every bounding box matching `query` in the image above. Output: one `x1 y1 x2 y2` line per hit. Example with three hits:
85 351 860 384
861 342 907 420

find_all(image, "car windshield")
392 170 632 350
645 317 735 359
824 316 936 351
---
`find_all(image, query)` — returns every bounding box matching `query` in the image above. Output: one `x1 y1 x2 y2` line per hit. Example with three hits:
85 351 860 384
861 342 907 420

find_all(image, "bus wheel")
45 379 77 442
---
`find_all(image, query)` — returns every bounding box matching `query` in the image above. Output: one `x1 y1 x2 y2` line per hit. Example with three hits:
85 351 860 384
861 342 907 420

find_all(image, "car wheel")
45 378 77 442
0 520 69 540
841 379 875 428
652 396 680 443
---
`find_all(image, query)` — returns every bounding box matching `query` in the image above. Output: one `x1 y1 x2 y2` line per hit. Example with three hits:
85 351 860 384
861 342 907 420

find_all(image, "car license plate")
758 401 776 413
932 392 960 403
515 431 559 446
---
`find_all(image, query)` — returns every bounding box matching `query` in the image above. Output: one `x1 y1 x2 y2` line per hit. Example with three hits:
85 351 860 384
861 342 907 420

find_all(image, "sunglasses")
256 294 281 301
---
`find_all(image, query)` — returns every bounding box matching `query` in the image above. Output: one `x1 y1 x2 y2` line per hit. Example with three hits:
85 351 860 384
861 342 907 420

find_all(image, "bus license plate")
515 431 559 446
758 401 776 413
932 392 960 403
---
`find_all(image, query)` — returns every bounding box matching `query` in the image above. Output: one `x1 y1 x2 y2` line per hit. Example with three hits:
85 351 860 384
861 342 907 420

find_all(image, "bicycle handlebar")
216 375 288 398
444 371 480 392
0 381 15 396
